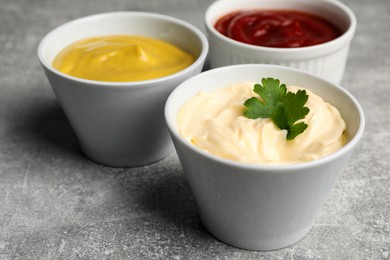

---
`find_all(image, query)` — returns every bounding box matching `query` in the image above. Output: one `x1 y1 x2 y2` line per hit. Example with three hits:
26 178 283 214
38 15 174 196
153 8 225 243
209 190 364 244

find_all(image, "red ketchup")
214 10 342 48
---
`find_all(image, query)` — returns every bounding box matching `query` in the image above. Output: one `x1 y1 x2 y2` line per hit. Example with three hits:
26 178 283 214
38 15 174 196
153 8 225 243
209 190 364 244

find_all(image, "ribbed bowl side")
209 43 351 83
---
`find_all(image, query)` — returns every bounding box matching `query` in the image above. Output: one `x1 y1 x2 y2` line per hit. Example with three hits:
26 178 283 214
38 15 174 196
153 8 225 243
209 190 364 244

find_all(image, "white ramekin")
165 64 364 250
38 12 208 167
205 0 357 83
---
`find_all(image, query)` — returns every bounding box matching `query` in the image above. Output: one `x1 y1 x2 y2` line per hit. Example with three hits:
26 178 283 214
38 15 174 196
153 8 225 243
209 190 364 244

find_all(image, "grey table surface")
0 0 389 259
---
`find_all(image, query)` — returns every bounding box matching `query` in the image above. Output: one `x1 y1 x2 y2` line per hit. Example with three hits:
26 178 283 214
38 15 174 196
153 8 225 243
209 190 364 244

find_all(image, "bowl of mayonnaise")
165 64 364 250
38 12 208 167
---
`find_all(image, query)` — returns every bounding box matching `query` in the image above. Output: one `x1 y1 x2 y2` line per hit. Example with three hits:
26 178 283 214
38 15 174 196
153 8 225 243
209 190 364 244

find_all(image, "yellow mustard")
52 35 196 82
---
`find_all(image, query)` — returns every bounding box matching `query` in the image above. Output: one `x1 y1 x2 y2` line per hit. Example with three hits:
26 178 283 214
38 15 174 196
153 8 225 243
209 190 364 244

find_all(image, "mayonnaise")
52 35 195 82
177 82 346 164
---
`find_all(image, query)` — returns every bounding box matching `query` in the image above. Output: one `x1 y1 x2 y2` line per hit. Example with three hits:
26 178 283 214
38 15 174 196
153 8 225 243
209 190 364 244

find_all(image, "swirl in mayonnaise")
177 82 346 164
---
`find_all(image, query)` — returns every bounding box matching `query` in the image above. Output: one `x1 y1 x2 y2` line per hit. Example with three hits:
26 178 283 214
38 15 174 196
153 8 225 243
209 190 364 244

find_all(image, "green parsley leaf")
243 78 310 140
243 78 286 118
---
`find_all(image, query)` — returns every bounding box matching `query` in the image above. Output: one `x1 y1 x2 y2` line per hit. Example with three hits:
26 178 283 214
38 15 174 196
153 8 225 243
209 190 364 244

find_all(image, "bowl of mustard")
38 12 209 167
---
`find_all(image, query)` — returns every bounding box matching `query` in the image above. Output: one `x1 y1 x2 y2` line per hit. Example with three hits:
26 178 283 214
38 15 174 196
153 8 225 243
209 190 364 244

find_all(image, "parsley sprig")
243 78 310 140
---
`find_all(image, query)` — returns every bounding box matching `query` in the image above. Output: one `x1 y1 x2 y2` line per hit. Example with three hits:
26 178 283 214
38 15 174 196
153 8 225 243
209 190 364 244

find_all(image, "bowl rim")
205 0 357 55
165 64 365 172
37 11 209 89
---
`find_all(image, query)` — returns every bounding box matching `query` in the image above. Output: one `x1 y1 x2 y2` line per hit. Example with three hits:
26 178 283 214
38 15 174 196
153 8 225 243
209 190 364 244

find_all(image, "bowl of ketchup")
205 0 357 83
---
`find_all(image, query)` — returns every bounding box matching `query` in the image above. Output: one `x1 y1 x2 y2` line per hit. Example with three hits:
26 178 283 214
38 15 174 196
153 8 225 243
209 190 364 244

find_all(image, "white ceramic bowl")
165 64 364 250
38 12 208 167
205 0 357 83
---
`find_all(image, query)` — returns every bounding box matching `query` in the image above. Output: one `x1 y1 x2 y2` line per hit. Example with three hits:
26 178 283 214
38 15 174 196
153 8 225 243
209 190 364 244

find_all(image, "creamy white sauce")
177 82 346 164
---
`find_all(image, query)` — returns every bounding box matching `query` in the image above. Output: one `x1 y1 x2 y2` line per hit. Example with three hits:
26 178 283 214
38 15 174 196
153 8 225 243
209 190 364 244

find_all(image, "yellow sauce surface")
52 35 196 82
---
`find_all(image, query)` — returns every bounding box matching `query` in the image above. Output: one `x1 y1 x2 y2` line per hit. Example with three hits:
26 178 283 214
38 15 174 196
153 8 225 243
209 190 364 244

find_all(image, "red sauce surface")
214 10 342 48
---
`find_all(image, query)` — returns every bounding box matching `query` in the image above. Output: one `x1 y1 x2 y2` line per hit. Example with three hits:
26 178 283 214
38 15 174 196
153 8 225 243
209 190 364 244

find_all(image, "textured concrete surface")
0 0 389 259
